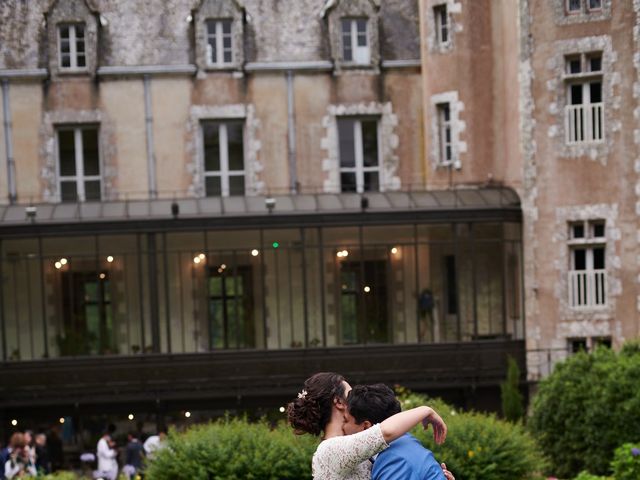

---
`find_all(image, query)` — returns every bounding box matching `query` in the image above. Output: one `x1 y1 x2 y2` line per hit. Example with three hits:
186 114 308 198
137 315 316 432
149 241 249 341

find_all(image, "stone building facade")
419 0 640 381
0 0 527 443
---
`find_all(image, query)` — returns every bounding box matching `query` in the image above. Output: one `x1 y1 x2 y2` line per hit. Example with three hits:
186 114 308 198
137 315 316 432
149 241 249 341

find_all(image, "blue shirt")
371 434 446 480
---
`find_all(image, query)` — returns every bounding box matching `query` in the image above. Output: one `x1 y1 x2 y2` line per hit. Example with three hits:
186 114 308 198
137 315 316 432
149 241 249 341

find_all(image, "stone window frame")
201 120 246 197
57 23 87 72
204 19 234 68
194 0 244 72
321 102 400 194
337 116 382 194
45 0 99 77
187 104 263 198
566 219 607 310
546 36 620 163
41 109 117 203
340 17 371 66
553 203 621 322
553 0 611 25
429 91 466 170
425 0 461 54
56 124 102 202
323 0 380 72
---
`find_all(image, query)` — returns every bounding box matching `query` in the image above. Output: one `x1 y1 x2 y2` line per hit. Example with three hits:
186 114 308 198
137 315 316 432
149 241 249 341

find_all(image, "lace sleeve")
314 424 388 476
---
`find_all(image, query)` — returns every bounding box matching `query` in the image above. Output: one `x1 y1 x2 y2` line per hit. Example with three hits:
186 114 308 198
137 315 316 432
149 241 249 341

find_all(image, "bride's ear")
333 396 347 411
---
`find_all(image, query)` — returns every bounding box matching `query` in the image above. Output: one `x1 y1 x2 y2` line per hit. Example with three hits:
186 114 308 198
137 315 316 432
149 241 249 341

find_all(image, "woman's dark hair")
287 372 347 436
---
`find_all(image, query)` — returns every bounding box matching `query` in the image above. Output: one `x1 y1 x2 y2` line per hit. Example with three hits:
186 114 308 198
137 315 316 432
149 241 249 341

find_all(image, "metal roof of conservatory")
0 187 521 235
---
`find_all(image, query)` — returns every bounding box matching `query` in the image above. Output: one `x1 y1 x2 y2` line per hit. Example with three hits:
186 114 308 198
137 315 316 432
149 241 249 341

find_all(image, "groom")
343 384 454 480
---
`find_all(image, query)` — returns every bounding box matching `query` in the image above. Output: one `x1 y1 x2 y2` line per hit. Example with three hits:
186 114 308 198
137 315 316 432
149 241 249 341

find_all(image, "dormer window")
206 19 233 67
341 18 369 64
58 24 86 70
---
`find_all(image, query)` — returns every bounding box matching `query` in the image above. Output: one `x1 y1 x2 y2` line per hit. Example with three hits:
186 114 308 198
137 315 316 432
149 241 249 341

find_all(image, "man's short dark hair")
347 384 401 425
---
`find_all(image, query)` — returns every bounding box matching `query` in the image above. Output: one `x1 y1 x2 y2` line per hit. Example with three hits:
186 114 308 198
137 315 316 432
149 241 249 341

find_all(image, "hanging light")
279 406 285 413
391 247 399 255
106 255 114 263
11 419 17 427
54 261 62 269
60 258 68 265
99 273 106 280
128 414 134 421
251 249 259 257
193 256 201 264
198 253 205 260
185 411 191 418
364 286 371 293
59 418 65 424
220 264 227 270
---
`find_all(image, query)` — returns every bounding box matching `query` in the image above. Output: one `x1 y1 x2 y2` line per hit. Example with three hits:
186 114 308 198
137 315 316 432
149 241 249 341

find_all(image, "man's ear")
362 420 373 430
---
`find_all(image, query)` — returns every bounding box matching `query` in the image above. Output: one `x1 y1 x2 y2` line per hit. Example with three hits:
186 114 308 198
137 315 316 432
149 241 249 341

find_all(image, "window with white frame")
338 117 380 193
566 0 602 14
202 121 245 196
341 18 369 64
58 24 86 70
564 52 603 144
57 126 101 202
568 220 606 308
436 103 453 166
206 19 233 67
433 4 449 46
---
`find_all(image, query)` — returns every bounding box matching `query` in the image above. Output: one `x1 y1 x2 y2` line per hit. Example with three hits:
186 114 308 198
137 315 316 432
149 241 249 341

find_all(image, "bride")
287 372 452 480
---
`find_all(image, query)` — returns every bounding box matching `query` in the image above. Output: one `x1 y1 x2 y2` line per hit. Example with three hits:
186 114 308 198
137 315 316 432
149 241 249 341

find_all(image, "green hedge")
529 345 640 478
395 387 545 480
611 443 640 480
143 389 544 479
145 418 317 480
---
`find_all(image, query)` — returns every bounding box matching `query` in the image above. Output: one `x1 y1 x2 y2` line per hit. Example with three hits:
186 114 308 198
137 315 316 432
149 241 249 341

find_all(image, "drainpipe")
286 70 298 194
2 80 17 204
143 74 157 199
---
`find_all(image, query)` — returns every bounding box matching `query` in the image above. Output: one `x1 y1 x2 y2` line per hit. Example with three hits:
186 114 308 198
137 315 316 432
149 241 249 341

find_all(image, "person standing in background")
34 433 50 475
96 425 118 480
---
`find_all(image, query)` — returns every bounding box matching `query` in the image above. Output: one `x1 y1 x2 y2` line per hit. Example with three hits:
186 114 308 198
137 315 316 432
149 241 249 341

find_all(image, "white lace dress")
312 424 388 480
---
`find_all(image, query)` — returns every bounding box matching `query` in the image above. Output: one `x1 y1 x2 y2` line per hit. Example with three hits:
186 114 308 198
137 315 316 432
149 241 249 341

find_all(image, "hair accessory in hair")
298 389 308 399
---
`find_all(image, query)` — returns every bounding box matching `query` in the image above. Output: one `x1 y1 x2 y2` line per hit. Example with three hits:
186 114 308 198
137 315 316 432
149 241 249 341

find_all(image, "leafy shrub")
529 345 640 478
501 355 525 422
145 417 318 480
395 387 545 480
41 473 81 480
611 443 640 480
572 471 612 480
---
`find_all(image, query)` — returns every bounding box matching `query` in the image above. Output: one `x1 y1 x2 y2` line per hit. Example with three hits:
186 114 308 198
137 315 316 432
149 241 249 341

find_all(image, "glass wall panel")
322 227 360 346
456 223 475 341
362 226 416 344
163 230 264 353
475 242 505 338
0 220 524 360
303 228 324 347
505 240 524 339
262 229 305 349
416 224 456 343
1 239 43 361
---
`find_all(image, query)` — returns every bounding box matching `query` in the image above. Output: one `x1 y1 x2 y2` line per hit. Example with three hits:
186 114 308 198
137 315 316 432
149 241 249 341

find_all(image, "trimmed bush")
529 345 640 478
41 473 79 480
572 471 611 480
396 386 545 480
145 417 318 480
611 443 640 480
501 355 525 423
